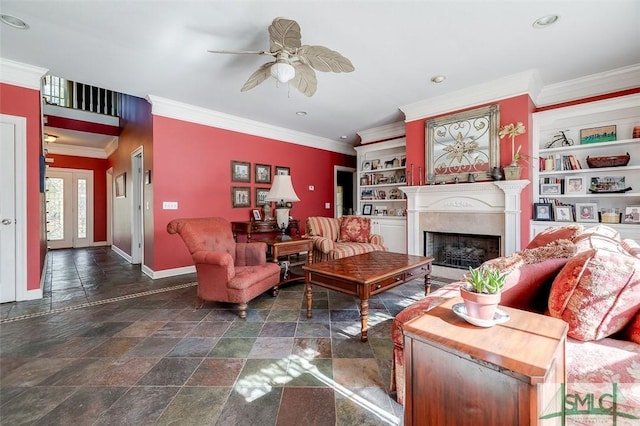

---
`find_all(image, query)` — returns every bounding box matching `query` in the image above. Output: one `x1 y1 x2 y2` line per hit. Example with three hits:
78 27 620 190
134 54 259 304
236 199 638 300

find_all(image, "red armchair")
167 217 281 318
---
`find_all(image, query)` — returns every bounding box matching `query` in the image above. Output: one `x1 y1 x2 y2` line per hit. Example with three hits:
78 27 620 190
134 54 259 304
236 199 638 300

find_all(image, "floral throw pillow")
338 216 371 243
548 248 640 341
526 225 583 249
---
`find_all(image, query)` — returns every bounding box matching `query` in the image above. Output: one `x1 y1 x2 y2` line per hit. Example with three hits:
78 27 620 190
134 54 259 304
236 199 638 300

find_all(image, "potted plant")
460 265 506 320
499 122 527 180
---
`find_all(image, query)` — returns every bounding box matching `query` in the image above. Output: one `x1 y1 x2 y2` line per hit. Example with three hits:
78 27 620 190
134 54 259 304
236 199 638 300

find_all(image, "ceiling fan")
208 17 354 97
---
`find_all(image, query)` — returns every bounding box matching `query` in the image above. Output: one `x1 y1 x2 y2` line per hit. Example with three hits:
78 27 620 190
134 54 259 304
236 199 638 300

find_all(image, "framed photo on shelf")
255 188 270 206
580 125 616 144
231 187 251 208
275 166 290 176
255 164 271 184
623 206 640 223
231 161 251 182
372 159 381 170
565 176 585 194
589 176 626 193
251 209 262 221
533 203 553 221
362 161 371 171
362 204 373 215
575 202 598 222
553 205 573 222
540 183 561 196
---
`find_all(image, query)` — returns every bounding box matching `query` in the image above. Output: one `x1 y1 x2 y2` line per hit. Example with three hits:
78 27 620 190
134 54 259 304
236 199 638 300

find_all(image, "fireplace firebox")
424 231 500 270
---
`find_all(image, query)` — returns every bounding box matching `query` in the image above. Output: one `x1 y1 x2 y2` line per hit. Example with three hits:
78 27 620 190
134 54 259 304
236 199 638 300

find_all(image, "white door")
0 122 17 302
46 168 94 249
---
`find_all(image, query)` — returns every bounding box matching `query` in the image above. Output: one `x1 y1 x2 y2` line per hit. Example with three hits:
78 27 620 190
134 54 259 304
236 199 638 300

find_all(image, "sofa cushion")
548 248 640 341
573 233 629 254
329 242 386 259
622 239 640 258
526 225 583 249
339 216 371 243
306 217 340 241
573 224 621 241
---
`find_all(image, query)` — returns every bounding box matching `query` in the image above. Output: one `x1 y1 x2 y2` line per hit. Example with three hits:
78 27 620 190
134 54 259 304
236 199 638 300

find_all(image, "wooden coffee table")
303 251 433 341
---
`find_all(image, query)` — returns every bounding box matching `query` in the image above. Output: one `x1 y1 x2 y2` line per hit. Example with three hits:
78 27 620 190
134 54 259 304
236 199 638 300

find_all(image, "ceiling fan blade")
290 63 317 97
297 45 355 73
268 17 301 52
240 62 274 92
208 49 274 56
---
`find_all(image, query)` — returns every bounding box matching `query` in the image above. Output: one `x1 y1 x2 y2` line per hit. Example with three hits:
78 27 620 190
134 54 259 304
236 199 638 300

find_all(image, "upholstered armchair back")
166 217 237 263
305 216 341 241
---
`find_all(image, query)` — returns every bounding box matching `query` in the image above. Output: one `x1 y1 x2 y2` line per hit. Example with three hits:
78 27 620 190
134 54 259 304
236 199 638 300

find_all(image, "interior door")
46 168 94 249
0 122 16 302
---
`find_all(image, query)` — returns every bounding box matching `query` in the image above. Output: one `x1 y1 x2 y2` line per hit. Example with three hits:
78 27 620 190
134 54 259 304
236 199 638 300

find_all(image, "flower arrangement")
499 122 526 166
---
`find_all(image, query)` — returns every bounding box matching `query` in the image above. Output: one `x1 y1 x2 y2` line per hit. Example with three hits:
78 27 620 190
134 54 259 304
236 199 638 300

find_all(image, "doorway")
130 148 143 265
45 168 94 249
334 166 356 218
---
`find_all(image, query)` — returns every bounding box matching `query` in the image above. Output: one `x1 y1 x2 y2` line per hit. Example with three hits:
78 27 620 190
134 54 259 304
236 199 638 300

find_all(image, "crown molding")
147 95 356 156
536 63 640 106
356 121 405 144
46 143 109 159
400 69 543 122
0 58 48 90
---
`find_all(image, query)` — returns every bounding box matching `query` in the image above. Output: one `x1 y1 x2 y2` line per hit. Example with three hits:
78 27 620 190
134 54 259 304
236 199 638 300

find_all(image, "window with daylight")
42 75 71 107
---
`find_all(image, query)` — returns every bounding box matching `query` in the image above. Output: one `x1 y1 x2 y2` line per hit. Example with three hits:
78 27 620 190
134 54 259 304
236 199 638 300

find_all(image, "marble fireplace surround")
402 180 529 278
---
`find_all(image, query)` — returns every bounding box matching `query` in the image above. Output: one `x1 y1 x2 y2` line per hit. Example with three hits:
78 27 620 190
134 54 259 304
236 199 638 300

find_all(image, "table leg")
425 274 431 295
305 271 313 318
360 299 369 342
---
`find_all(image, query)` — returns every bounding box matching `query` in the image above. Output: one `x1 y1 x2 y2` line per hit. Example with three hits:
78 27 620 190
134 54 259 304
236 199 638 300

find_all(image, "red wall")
0 83 45 290
405 94 535 249
47 154 110 242
151 115 355 271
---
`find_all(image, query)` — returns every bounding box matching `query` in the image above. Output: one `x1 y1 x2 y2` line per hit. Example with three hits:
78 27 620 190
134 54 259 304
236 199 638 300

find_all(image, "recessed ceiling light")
340 135 348 140
0 14 29 29
430 75 446 84
533 14 559 28
295 111 307 116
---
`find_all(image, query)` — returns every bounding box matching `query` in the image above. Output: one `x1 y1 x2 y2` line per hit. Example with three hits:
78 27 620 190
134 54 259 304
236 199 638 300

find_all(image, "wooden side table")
256 236 313 286
231 219 299 241
403 297 567 425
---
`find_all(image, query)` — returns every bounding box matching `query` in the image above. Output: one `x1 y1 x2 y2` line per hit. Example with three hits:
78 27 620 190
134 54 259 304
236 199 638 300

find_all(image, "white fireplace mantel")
401 180 530 259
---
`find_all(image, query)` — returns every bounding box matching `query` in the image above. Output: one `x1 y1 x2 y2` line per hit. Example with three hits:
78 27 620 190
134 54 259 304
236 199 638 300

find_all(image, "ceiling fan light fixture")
270 62 295 83
533 14 559 28
0 14 29 29
44 133 58 143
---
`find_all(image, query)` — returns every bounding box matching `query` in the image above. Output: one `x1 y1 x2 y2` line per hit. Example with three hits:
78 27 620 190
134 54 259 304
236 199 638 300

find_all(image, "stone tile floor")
0 247 451 425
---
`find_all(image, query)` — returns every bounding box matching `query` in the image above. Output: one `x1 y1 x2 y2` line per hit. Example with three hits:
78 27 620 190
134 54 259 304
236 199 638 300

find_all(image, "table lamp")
264 175 300 240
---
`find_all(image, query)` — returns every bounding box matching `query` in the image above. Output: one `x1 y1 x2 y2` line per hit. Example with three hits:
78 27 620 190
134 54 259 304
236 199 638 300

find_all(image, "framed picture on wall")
275 166 290 176
255 188 270 206
255 164 271 184
115 173 126 198
231 161 250 182
231 187 251 208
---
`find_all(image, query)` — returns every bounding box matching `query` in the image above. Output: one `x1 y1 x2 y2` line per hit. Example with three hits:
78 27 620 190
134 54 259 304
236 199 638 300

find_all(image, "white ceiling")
1 1 639 150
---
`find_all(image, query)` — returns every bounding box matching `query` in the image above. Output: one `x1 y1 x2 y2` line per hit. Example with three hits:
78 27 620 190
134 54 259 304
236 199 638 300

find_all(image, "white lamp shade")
270 62 295 83
265 175 300 205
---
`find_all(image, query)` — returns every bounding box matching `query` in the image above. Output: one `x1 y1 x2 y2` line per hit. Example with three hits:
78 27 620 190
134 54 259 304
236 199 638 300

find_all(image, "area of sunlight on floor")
235 354 399 425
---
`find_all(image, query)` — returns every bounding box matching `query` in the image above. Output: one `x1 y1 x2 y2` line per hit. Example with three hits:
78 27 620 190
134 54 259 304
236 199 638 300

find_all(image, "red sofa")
391 224 640 415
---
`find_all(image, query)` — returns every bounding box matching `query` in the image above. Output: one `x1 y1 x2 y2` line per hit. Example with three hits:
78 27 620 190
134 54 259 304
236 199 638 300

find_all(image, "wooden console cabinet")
403 298 567 425
231 219 299 241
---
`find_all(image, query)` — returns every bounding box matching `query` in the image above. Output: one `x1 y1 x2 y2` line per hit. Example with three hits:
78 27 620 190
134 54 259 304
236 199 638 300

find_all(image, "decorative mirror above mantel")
425 104 500 183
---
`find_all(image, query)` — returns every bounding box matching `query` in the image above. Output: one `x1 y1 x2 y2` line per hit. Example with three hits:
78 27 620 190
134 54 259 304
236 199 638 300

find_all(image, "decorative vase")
460 287 501 321
503 164 522 180
490 166 503 181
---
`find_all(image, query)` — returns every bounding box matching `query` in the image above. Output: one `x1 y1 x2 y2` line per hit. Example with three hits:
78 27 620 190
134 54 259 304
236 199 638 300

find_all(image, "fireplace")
402 180 529 279
424 231 500 269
